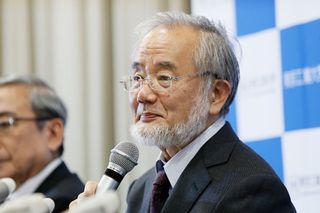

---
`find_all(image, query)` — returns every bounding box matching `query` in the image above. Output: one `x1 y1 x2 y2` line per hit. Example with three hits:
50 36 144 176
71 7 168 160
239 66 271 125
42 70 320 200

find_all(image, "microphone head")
43 198 55 213
0 194 55 213
0 177 16 203
0 177 16 194
108 141 139 175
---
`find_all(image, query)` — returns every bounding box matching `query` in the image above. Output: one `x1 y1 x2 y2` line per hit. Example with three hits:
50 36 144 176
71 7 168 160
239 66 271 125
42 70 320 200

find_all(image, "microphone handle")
96 168 124 195
96 175 119 195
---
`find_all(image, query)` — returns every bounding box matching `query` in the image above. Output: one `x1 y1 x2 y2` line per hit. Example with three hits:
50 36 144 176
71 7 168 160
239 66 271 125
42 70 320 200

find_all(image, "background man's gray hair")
133 11 240 117
0 74 67 155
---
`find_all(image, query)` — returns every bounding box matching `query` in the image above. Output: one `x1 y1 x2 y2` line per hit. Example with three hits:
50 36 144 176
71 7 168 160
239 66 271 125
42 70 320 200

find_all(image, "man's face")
0 85 52 186
129 25 212 149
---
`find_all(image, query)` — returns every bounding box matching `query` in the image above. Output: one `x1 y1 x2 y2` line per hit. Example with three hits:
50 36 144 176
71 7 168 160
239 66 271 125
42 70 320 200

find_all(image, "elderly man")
71 11 296 213
0 75 84 212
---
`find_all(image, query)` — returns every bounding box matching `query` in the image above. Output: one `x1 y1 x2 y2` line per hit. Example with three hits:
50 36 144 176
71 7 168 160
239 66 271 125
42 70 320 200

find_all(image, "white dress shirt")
163 118 225 188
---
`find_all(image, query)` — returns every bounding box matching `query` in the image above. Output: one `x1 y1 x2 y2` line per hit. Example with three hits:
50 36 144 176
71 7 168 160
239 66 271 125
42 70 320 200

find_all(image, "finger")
69 199 78 210
83 181 98 196
68 181 98 210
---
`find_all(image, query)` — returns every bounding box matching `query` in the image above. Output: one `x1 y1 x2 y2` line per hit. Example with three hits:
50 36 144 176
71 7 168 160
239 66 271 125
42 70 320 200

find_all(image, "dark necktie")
150 160 170 213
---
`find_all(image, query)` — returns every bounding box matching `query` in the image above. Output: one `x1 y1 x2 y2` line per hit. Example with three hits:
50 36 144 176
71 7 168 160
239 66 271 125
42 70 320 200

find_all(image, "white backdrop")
192 0 320 212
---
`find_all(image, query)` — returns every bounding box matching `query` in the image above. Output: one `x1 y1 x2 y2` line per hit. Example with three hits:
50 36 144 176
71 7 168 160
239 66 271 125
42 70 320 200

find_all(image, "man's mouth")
135 103 163 122
139 112 161 122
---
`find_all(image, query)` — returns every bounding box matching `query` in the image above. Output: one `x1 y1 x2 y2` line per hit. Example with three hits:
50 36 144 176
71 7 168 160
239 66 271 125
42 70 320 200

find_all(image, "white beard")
130 90 211 149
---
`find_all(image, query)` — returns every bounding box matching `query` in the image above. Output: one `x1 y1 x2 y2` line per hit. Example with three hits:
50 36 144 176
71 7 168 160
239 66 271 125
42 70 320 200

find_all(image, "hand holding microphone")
69 141 139 212
96 141 139 194
69 191 119 213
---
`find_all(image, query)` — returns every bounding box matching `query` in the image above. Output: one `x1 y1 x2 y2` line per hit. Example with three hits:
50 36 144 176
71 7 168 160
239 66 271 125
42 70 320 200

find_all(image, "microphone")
0 178 16 203
96 141 139 194
70 191 119 213
0 193 55 213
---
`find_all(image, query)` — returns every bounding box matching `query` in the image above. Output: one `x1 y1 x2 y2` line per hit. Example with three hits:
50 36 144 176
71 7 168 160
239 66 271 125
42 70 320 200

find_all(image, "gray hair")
0 74 67 155
133 11 240 116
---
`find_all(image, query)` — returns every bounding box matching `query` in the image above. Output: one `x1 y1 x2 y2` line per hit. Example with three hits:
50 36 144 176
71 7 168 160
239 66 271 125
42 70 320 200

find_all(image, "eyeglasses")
120 71 213 93
0 116 54 130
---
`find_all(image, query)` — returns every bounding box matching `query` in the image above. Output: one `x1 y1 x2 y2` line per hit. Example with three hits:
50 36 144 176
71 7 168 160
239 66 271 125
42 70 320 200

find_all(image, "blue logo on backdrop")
247 137 283 181
281 19 320 131
235 0 275 36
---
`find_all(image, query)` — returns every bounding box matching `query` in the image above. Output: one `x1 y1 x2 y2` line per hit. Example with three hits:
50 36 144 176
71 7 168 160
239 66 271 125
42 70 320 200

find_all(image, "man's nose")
136 80 157 104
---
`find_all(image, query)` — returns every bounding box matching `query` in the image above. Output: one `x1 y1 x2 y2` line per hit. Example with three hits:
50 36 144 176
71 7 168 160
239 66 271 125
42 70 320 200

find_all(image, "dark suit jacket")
127 122 296 213
35 161 84 213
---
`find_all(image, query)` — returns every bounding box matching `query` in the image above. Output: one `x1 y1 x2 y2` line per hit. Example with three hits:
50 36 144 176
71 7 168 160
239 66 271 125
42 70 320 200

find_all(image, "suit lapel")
161 159 211 213
161 122 238 213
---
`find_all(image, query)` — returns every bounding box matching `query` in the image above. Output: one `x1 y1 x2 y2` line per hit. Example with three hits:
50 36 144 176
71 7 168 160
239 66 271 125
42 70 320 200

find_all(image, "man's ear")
44 118 64 153
209 80 231 116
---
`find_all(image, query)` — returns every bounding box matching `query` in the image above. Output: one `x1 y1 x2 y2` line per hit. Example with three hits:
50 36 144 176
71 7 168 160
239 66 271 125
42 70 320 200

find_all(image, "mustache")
135 103 163 119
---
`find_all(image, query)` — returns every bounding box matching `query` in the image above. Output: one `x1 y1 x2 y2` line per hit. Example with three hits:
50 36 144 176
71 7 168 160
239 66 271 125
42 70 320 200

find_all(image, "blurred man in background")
71 11 296 212
0 75 84 212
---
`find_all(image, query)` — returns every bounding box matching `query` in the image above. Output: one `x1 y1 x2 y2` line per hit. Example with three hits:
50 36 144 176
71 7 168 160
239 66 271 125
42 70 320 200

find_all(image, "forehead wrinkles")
139 34 169 56
134 25 199 73
137 26 175 58
136 46 170 73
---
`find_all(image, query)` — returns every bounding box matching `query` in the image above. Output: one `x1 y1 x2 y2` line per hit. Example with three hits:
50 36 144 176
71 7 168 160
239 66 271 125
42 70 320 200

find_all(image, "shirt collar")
162 117 225 187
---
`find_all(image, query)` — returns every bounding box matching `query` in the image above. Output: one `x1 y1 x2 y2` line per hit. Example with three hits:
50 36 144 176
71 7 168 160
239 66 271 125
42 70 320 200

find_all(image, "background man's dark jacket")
35 162 84 213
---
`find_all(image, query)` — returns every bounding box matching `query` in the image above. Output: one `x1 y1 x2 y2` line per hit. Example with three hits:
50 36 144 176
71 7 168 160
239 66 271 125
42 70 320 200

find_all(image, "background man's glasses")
0 116 54 130
120 71 214 93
